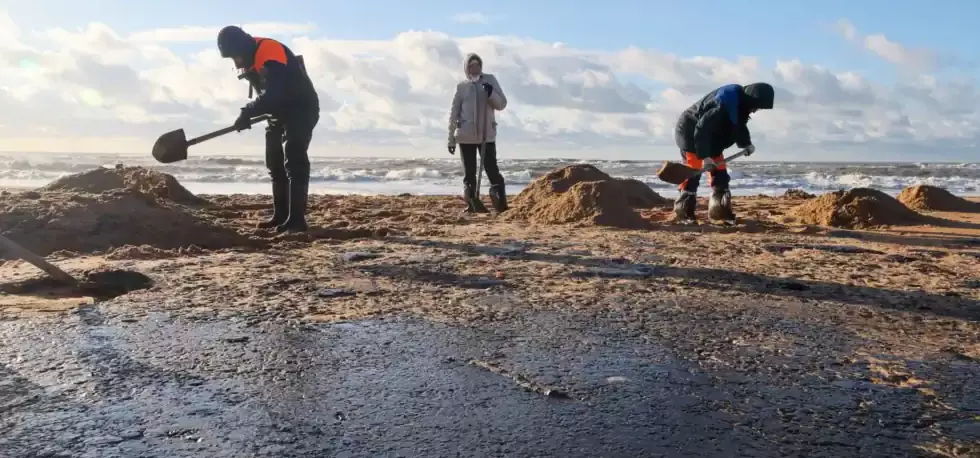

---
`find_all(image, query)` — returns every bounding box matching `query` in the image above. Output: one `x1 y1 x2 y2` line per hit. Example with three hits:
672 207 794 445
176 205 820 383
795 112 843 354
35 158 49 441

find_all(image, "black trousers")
265 113 319 182
460 142 504 188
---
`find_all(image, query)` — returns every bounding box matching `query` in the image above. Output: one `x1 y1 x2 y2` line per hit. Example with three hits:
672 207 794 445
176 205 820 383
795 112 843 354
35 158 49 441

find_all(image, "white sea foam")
2 153 979 197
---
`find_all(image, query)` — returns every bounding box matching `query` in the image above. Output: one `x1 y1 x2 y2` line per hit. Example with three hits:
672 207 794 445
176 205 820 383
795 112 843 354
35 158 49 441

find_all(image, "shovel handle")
699 148 752 173
186 114 273 147
0 234 78 286
722 148 752 164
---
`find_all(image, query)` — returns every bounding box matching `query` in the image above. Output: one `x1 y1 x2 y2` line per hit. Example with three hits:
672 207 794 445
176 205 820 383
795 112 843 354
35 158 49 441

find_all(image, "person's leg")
259 123 289 228
706 154 735 222
460 144 478 189
277 113 318 232
480 142 504 186
674 151 702 221
480 142 507 212
459 144 488 213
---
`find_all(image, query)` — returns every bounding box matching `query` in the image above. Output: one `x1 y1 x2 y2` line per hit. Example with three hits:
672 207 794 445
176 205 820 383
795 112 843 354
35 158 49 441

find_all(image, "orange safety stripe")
679 151 726 190
251 37 288 71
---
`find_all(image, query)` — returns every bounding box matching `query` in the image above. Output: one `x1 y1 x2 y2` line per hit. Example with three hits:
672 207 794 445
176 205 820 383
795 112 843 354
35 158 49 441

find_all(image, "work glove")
744 144 756 156
482 83 493 97
233 110 252 132
448 145 456 155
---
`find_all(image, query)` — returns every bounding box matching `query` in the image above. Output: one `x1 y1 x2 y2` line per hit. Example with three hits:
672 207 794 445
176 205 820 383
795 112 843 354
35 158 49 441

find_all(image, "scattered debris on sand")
0 188 263 259
783 189 815 200
897 184 980 213
506 165 668 229
41 165 208 205
104 244 206 260
787 187 926 229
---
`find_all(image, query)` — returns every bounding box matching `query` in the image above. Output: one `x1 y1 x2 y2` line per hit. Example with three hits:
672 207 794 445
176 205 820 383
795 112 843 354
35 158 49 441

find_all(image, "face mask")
468 75 481 82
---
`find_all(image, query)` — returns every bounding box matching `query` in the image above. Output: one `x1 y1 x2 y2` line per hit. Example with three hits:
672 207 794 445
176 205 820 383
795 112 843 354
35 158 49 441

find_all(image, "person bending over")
673 82 774 223
217 25 320 232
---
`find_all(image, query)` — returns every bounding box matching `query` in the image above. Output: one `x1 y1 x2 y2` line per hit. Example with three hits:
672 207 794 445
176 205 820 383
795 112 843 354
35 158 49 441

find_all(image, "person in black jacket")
673 83 774 223
217 25 320 233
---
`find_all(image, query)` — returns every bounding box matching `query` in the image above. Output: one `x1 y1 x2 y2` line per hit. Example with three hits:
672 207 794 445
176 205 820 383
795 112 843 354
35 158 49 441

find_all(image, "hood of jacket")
464 53 483 79
741 83 774 110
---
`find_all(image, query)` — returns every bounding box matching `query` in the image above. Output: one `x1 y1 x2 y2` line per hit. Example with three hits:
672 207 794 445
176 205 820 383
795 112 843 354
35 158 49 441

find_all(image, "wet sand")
1 188 979 457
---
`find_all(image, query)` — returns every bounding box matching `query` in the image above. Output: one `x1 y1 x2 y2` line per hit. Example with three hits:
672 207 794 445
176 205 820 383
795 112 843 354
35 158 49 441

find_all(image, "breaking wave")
2 153 979 196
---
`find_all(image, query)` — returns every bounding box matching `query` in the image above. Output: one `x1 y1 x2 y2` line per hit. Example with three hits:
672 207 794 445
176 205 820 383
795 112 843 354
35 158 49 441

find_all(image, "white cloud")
0 10 976 160
834 19 937 71
833 19 857 42
451 12 492 25
128 22 318 43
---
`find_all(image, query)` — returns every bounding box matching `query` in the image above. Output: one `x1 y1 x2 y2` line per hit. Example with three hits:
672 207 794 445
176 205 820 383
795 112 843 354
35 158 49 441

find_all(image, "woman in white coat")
447 53 508 213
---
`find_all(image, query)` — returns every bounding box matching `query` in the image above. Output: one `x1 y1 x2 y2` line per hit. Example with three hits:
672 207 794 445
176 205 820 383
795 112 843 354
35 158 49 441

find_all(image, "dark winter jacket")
675 83 774 159
219 28 318 123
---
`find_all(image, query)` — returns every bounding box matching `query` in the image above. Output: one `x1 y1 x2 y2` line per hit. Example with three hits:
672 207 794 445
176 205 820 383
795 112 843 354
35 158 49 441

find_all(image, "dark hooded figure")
447 53 509 213
673 82 774 224
217 25 320 233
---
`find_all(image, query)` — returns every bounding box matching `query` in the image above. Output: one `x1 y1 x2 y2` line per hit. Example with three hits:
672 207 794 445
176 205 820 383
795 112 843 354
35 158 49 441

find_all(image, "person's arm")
716 85 752 149
484 74 507 111
693 106 725 159
734 123 752 149
448 85 463 147
240 41 290 118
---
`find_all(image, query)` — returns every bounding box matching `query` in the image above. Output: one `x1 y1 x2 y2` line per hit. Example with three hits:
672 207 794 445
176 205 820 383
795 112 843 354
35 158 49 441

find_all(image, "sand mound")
615 178 672 209
897 185 980 212
783 189 815 199
506 164 668 229
788 188 926 229
41 165 207 205
0 189 263 259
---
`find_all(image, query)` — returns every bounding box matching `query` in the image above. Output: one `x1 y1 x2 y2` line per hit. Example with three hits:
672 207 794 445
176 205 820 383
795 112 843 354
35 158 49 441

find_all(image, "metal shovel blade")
657 148 753 186
656 161 700 186
151 128 189 164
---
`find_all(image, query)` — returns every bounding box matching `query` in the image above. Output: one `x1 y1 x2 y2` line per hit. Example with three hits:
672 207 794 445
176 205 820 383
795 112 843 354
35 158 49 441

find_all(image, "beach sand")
1 166 978 456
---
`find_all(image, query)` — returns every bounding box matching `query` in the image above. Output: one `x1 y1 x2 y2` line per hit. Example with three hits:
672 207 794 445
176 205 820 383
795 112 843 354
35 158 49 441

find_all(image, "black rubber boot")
276 176 310 233
257 180 289 229
489 184 508 213
708 188 736 223
464 184 489 213
673 191 697 222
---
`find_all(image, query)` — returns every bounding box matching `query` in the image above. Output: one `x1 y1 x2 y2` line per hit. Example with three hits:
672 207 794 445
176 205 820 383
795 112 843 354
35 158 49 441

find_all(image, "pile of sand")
787 188 926 229
0 188 263 259
41 165 207 205
897 185 980 212
506 164 669 229
783 189 815 200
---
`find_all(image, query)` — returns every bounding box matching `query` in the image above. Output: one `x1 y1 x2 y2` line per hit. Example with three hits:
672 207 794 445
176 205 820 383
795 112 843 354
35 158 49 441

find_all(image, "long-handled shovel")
151 114 272 164
466 82 490 213
0 234 78 287
656 148 752 186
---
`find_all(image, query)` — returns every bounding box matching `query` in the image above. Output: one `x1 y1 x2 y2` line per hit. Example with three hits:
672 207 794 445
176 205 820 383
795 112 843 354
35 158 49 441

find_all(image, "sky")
0 0 977 161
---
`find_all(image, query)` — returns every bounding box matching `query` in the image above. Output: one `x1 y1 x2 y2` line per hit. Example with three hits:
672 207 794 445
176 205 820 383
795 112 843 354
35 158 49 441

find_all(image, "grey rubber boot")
708 188 736 222
673 191 697 222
